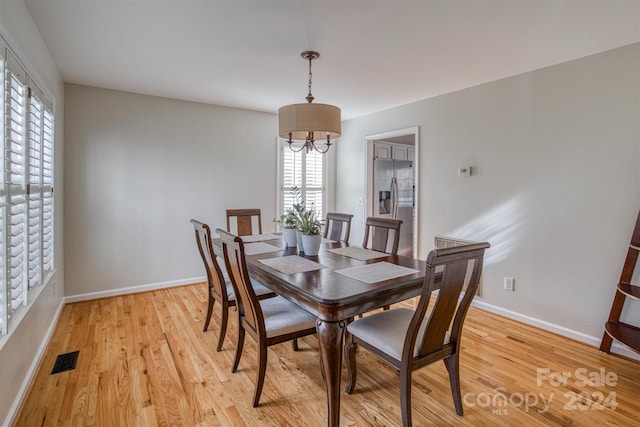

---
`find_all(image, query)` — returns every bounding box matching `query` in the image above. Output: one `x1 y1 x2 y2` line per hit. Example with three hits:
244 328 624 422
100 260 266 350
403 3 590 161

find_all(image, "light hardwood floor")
14 283 640 426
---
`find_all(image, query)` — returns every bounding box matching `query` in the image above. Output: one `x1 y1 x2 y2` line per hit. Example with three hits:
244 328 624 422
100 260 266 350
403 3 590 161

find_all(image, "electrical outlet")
504 277 514 291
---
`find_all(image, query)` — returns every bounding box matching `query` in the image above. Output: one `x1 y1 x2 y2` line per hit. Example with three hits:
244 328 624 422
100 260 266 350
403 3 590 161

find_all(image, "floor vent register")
50 350 79 375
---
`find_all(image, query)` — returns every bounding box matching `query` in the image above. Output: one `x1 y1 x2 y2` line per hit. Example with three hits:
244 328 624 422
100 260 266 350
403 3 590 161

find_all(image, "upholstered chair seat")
260 297 317 338
347 308 450 360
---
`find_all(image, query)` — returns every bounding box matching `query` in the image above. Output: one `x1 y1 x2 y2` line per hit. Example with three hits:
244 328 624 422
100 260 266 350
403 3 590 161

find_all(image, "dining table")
235 234 427 427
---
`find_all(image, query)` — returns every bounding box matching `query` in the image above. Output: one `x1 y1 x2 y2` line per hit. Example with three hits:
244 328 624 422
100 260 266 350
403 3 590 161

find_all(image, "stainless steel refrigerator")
373 158 414 257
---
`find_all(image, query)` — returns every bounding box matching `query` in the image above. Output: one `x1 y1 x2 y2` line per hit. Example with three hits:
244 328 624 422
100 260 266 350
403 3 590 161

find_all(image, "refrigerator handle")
391 177 399 219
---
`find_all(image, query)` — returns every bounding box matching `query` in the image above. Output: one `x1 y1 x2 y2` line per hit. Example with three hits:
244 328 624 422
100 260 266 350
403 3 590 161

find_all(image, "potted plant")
286 187 307 253
274 210 298 247
298 205 322 256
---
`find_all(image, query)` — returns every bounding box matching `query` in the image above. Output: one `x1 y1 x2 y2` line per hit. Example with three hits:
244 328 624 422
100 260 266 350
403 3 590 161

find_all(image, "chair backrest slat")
362 217 403 255
329 222 344 241
323 212 354 243
190 219 227 300
217 228 264 334
405 242 489 360
226 209 262 236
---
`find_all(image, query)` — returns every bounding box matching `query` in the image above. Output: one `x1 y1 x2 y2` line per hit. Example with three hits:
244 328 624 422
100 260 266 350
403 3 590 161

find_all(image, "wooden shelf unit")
600 210 640 355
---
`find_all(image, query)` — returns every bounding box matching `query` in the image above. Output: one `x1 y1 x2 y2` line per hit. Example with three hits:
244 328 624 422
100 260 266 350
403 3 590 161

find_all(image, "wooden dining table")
240 236 427 427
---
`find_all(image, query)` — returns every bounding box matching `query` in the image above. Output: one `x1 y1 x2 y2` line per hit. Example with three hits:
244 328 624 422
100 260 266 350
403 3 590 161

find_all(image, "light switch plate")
504 277 514 291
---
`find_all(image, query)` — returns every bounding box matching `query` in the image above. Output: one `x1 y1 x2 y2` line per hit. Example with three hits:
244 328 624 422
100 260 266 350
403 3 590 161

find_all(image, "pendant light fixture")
278 51 341 153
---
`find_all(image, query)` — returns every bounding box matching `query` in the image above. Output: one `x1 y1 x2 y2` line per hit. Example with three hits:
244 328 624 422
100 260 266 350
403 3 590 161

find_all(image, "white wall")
0 0 65 424
337 43 640 344
64 85 278 297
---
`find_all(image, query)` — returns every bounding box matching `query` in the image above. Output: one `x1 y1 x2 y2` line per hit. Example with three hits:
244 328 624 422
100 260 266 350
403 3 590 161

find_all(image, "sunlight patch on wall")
446 197 524 266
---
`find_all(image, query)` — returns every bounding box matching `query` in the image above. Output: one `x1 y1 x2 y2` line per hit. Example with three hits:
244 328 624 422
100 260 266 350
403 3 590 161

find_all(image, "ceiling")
24 0 640 120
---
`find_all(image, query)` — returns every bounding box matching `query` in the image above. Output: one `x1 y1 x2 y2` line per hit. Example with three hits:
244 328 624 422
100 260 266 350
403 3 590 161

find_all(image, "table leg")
317 319 347 427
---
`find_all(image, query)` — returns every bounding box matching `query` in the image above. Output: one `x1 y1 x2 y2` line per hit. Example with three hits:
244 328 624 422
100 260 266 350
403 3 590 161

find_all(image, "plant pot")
282 228 298 247
296 231 304 253
301 233 321 256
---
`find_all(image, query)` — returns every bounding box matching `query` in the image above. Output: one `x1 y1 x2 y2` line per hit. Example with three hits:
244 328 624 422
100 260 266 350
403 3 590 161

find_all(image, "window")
278 140 326 219
0 38 55 337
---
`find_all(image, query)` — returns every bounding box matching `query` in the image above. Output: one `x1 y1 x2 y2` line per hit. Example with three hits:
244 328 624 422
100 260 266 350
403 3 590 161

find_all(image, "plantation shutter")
279 142 325 218
0 37 55 337
27 84 44 288
7 53 28 318
0 40 7 334
304 149 323 215
282 144 302 213
42 105 54 274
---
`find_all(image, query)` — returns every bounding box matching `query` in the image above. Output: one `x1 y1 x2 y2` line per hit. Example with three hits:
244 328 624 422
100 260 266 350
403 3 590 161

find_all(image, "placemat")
258 255 326 274
335 261 419 284
241 233 280 243
328 246 387 261
244 242 282 255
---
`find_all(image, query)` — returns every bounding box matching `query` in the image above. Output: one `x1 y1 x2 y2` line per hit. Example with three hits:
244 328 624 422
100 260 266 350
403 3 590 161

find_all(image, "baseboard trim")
64 276 206 303
471 299 640 362
3 297 65 427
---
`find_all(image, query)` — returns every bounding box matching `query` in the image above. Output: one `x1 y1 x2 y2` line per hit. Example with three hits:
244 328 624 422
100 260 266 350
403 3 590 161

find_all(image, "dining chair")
362 217 403 255
344 241 490 426
190 219 275 351
217 228 318 407
226 208 262 236
323 212 354 243
362 217 403 312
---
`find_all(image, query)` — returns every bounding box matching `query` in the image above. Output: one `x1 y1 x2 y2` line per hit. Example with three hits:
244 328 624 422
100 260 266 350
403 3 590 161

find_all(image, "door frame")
364 126 419 258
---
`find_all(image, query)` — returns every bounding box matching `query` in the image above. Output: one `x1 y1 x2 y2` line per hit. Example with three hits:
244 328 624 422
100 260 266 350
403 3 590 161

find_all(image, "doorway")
365 127 419 258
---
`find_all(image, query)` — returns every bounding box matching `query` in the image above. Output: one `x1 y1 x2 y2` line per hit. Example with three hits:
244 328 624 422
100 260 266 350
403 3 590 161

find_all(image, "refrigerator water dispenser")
379 191 391 214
